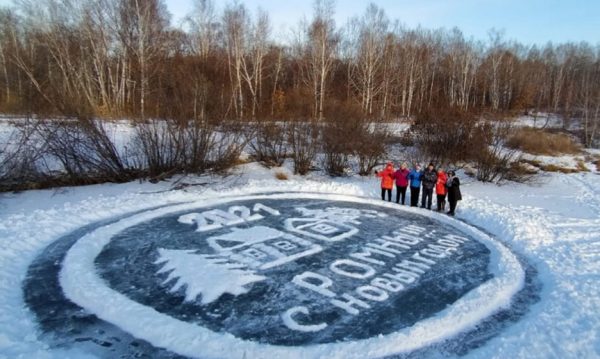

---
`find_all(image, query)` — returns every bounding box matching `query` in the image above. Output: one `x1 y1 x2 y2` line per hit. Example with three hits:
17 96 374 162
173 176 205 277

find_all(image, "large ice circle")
27 193 528 358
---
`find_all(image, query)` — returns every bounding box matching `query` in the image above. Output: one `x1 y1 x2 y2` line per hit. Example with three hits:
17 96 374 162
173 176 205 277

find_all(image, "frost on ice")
154 248 266 304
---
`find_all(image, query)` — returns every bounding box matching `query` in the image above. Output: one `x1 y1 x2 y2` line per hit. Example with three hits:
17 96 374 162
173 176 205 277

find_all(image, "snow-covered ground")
0 161 598 358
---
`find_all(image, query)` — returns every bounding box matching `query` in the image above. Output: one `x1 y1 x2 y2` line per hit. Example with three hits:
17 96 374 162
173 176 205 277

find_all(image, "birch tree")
304 0 338 121
117 0 168 120
349 3 388 116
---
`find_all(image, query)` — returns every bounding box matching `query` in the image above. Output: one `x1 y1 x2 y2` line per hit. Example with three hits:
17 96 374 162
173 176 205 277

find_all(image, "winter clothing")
376 163 395 190
410 186 420 207
393 167 410 205
436 171 448 195
421 187 433 209
408 169 422 188
381 188 392 201
436 171 448 212
421 168 437 190
436 194 446 211
420 168 437 210
446 175 462 215
396 186 407 204
393 168 410 187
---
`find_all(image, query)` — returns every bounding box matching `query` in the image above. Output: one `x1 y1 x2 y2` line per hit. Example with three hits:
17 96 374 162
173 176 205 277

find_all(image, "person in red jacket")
435 168 448 212
375 162 395 201
393 162 410 205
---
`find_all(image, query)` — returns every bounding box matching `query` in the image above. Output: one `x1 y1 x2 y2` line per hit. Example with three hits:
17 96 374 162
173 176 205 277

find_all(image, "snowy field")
0 161 598 359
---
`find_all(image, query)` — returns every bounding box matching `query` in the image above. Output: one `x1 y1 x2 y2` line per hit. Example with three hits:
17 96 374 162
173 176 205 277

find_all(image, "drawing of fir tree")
155 248 266 304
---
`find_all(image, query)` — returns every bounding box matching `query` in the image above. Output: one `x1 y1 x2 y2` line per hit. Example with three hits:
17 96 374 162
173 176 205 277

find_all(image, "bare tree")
118 0 169 120
300 0 338 121
349 3 388 116
186 0 218 59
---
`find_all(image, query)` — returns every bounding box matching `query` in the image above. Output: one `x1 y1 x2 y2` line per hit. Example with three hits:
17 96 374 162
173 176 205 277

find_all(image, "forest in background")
0 0 598 190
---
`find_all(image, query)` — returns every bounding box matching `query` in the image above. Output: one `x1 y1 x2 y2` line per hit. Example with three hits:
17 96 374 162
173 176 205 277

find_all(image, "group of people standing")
375 162 462 216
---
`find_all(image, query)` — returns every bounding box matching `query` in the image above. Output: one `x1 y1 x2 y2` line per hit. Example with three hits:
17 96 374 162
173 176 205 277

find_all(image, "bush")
322 121 352 176
321 101 388 177
38 118 133 182
288 121 319 175
504 162 538 183
132 119 183 177
398 130 414 147
206 122 247 173
506 128 581 155
0 130 48 191
248 121 288 167
411 107 480 165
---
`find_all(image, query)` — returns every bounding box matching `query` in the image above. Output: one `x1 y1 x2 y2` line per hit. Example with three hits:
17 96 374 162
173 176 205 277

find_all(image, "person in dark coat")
446 170 462 216
393 162 410 205
408 164 422 207
420 163 437 210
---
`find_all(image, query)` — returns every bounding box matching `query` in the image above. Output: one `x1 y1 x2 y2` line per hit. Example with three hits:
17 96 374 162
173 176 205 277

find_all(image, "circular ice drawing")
26 193 530 358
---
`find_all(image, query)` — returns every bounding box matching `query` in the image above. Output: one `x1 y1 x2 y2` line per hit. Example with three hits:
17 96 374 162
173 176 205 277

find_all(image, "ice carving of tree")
155 248 266 304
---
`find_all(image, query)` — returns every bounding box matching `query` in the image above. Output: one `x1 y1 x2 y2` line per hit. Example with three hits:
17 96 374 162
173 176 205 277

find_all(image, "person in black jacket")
446 170 462 216
420 163 437 210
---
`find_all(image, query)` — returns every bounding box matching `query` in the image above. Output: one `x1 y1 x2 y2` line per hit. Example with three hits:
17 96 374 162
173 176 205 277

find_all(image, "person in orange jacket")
435 168 448 212
375 162 395 201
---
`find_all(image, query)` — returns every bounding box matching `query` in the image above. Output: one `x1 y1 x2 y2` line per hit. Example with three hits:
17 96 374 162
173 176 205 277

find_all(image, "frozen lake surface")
24 194 540 358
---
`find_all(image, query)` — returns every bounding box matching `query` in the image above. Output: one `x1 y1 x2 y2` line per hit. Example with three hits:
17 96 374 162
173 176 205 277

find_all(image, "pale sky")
168 0 600 46
1 0 598 46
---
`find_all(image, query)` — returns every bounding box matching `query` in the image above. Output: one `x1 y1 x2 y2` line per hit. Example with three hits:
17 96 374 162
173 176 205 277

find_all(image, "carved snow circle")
57 193 525 358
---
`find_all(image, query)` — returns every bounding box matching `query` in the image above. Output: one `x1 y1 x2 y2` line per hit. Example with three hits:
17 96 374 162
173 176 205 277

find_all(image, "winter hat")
448 170 455 176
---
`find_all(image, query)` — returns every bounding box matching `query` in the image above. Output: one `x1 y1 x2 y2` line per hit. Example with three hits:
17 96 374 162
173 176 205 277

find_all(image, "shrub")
248 121 288 167
357 125 388 176
322 121 351 176
504 162 538 183
321 101 388 177
0 132 48 191
506 128 581 155
39 118 133 182
411 107 480 165
288 121 319 175
472 121 523 183
321 102 360 176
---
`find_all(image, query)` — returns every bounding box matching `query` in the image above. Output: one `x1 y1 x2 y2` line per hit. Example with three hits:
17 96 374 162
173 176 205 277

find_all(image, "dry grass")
521 159 581 174
539 164 579 174
506 128 581 155
576 160 590 172
233 156 252 166
275 171 289 180
504 162 539 183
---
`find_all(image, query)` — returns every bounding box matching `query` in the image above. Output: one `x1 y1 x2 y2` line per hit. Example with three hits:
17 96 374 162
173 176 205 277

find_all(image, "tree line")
0 0 598 190
0 1 598 128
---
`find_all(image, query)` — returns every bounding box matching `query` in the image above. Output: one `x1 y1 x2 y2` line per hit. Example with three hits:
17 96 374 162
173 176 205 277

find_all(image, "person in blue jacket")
408 164 423 207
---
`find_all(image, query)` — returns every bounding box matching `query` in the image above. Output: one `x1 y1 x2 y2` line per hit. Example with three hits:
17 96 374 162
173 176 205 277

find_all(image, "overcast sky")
1 0 598 46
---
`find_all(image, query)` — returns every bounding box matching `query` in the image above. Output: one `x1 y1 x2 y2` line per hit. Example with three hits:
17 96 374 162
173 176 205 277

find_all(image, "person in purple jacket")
393 162 410 205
